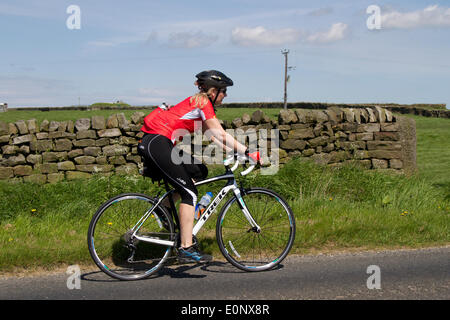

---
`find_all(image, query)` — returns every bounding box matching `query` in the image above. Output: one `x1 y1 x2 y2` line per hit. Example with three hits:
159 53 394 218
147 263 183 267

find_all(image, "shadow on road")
81 260 284 282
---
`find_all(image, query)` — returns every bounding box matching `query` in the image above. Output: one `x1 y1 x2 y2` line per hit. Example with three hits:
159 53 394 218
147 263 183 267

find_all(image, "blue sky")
0 0 449 108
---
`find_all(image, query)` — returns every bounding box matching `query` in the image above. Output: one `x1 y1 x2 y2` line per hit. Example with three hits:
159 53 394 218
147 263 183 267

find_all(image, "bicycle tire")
216 188 296 272
87 193 175 281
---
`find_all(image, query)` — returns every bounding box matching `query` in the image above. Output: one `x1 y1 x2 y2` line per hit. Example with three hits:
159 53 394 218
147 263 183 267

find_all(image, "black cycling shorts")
137 133 208 207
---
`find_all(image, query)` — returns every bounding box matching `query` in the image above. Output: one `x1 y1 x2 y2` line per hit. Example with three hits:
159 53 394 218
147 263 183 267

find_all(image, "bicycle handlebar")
224 153 256 176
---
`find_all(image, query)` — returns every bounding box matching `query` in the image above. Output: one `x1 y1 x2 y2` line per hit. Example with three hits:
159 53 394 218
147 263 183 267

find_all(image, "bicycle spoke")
88 194 175 281
218 188 295 271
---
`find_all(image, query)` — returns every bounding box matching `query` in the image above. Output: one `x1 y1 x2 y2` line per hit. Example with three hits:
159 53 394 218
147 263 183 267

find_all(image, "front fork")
232 187 261 233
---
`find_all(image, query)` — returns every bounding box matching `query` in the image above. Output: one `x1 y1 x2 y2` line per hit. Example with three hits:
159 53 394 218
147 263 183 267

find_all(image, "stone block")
42 152 67 162
131 112 145 124
40 163 58 174
57 121 68 132
0 121 8 135
280 139 307 150
66 171 92 180
54 139 73 151
75 164 114 173
26 119 39 133
311 153 332 165
357 123 380 133
374 132 400 141
23 174 47 184
302 149 315 157
84 147 101 157
3 154 26 166
288 128 315 139
0 167 14 180
91 116 106 130
108 156 126 165
250 110 265 124
57 161 76 171
76 130 97 139
13 165 33 176
74 156 96 165
102 145 129 156
26 154 42 165
231 118 243 128
0 134 10 144
13 134 33 145
116 113 130 129
389 159 403 169
115 163 138 175
2 145 17 155
372 159 388 169
48 131 76 139
367 150 402 159
95 138 110 147
380 123 400 132
365 108 377 122
73 139 96 147
40 120 49 132
68 149 84 158
106 114 118 128
75 118 91 131
308 136 329 147
47 173 65 183
36 132 49 140
98 128 122 138
48 121 60 132
366 141 402 151
15 120 28 135
279 110 298 124
356 132 374 141
67 120 75 133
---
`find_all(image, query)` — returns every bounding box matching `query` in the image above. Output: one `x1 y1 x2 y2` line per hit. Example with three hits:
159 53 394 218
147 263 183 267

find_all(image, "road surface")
1 247 448 300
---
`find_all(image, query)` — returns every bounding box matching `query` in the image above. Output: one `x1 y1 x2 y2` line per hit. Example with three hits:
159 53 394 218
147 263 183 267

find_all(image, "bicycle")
87 154 296 281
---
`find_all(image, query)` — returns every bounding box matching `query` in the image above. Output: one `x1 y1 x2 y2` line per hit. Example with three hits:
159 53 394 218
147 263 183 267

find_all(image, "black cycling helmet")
195 70 233 90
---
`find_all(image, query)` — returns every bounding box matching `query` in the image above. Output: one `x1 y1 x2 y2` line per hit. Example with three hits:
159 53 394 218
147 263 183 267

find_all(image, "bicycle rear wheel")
216 188 295 272
87 193 175 281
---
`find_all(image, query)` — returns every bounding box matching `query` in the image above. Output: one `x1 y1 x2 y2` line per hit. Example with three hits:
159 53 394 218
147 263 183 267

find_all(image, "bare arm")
203 118 247 154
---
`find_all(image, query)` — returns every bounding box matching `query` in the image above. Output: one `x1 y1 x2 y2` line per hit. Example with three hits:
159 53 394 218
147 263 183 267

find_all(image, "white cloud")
231 26 304 47
167 31 218 48
231 23 349 47
306 23 348 44
381 5 450 29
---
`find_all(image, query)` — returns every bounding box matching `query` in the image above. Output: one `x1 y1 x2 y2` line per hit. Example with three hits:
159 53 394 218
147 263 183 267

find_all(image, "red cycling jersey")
141 97 216 143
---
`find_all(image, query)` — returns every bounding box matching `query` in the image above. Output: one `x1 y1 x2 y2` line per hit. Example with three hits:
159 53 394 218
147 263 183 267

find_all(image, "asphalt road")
1 247 448 300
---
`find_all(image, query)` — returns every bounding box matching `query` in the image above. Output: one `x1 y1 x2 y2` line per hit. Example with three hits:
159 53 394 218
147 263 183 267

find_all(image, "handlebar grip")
231 160 239 172
240 165 255 176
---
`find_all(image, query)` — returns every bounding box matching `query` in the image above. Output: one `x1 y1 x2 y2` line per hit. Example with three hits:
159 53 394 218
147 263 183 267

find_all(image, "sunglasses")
220 88 227 94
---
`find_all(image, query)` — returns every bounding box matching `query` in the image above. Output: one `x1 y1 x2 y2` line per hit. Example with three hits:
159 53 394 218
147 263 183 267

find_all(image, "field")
0 109 449 273
0 107 282 124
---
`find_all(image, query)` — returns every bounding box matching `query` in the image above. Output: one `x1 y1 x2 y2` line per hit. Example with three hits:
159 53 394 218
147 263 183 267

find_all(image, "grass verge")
1 158 448 273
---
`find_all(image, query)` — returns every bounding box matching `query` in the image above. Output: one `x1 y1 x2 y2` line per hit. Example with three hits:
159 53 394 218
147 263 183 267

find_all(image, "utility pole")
281 49 289 110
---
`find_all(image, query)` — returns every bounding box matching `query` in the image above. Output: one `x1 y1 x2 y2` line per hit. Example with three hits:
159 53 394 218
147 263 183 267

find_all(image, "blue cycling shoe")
177 245 212 264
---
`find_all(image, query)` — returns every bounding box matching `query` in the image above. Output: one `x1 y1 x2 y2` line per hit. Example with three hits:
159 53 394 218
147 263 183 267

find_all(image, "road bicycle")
87 154 296 281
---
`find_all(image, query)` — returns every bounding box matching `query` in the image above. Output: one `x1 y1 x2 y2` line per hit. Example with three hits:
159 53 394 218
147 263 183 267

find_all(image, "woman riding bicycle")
138 70 260 263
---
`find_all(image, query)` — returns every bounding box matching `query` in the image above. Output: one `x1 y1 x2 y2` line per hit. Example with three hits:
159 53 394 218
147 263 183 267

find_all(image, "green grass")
1 157 448 272
409 115 450 200
0 110 449 272
0 107 281 125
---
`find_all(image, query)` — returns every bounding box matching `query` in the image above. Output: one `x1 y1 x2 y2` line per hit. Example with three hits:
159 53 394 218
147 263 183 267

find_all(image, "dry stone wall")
272 107 416 174
0 107 416 183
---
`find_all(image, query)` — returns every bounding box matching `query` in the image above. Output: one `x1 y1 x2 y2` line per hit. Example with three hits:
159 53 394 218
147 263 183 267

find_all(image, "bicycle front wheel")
87 193 175 281
216 188 296 272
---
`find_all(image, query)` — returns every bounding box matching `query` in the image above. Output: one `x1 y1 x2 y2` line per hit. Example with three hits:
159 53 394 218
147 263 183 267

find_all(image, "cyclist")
138 70 260 263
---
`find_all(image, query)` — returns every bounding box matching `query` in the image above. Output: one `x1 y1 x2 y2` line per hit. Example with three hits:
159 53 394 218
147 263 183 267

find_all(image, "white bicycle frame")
132 155 259 247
